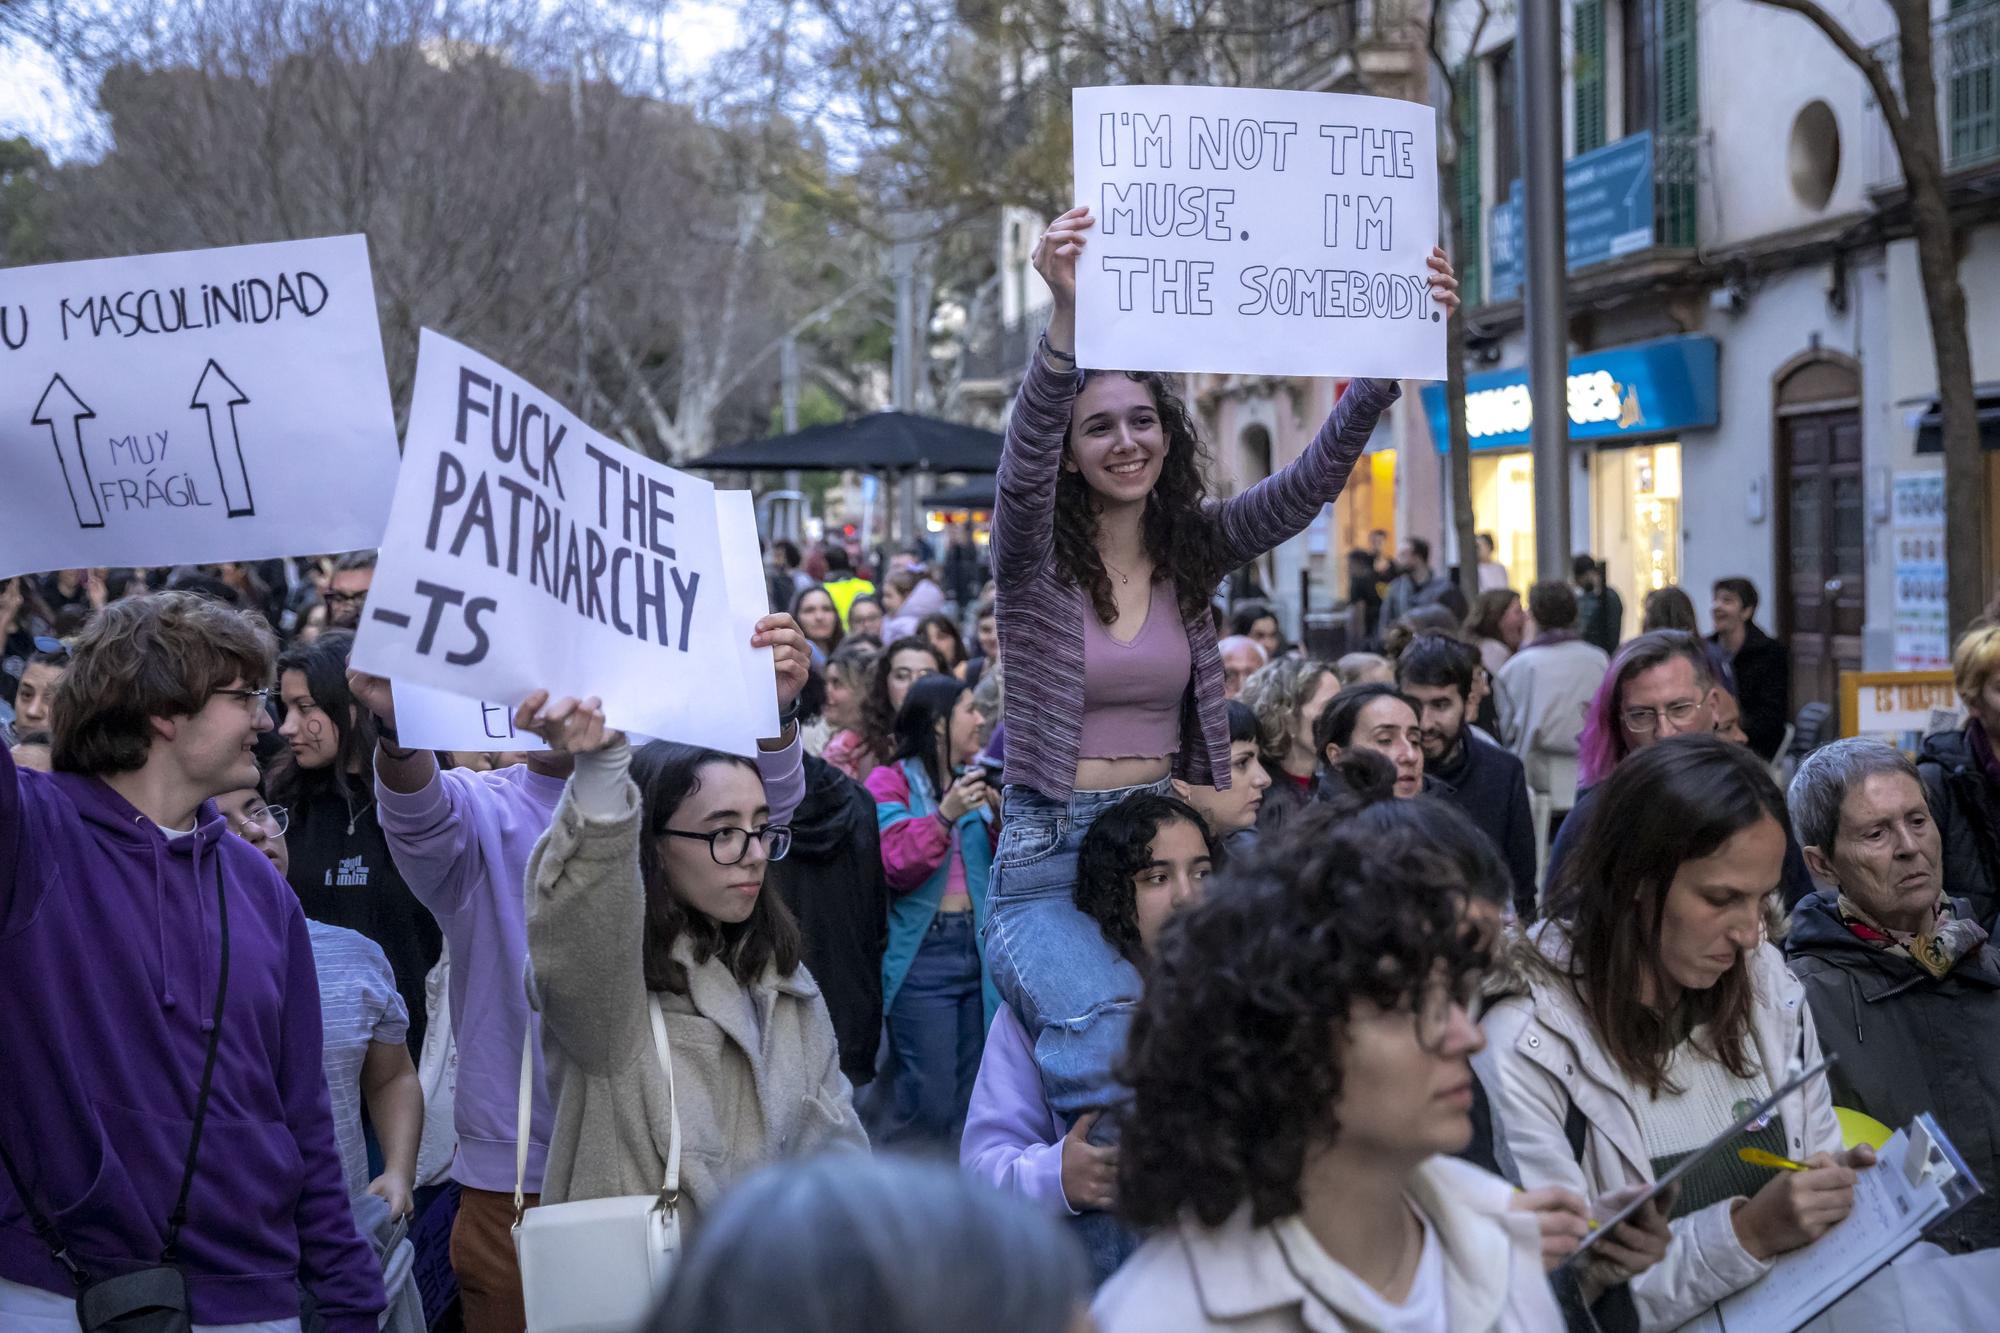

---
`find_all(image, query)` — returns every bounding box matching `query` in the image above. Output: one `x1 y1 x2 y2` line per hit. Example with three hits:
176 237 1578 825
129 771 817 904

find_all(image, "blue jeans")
984 778 1171 1121
878 911 984 1149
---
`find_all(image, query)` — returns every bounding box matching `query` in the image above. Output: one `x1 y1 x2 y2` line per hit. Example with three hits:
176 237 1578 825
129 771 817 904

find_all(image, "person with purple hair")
1542 630 1815 912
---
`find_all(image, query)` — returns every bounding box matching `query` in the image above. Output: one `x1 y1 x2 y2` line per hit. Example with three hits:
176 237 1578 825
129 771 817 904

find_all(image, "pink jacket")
864 762 954 891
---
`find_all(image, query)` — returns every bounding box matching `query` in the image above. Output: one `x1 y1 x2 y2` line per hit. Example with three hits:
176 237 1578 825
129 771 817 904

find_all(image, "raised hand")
345 668 398 729
514 690 620 755
1426 245 1461 315
752 612 810 715
1032 205 1094 313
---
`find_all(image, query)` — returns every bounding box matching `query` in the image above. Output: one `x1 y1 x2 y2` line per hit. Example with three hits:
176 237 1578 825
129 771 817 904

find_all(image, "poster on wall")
1891 471 1949 671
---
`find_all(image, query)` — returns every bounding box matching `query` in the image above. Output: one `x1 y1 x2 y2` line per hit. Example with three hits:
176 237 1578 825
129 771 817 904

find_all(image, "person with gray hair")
1215 634 1267 699
646 1155 1091 1333
1784 737 2000 1252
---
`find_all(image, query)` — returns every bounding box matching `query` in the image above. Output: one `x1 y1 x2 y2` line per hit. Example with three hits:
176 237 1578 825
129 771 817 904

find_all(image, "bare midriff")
1074 755 1174 792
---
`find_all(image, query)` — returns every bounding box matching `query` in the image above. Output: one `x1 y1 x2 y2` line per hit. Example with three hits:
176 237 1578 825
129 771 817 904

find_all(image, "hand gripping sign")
0 234 402 579
352 329 776 758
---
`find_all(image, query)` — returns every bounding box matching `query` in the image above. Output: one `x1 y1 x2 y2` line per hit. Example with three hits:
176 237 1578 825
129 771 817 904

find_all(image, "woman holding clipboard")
1482 735 1877 1331
983 203 1455 1198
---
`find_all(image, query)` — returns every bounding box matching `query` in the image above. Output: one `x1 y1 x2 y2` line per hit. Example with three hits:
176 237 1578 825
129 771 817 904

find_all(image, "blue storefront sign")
1488 132 1657 302
1419 334 1720 453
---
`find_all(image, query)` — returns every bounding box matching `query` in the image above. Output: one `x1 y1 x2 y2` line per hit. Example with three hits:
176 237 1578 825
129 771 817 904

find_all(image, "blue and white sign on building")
1420 334 1720 453
1488 132 1657 302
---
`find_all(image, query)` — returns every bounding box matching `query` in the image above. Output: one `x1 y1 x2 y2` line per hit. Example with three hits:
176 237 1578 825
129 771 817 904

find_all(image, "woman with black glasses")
519 692 866 1230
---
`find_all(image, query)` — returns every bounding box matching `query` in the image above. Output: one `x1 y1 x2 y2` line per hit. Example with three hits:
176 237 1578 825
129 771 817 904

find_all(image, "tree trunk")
1896 0 1987 632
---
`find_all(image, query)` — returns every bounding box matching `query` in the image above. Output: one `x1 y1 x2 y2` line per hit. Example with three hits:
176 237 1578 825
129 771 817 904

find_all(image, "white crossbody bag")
512 997 681 1333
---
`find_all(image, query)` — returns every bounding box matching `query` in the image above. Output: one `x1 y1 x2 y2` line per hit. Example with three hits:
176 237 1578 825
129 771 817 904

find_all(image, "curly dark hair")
1116 801 1499 1231
1054 370 1235 626
1073 793 1219 965
858 635 948 766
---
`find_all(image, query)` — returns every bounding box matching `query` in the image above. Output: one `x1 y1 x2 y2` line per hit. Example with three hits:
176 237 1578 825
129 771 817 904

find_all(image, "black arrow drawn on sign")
191 359 255 518
32 373 103 530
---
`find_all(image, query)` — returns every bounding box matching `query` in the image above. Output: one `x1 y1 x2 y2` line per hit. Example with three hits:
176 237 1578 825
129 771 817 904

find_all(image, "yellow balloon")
1836 1106 1893 1151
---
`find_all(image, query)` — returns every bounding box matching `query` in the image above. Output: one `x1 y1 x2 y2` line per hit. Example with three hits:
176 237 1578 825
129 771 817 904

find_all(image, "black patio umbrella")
920 477 997 511
688 411 1002 474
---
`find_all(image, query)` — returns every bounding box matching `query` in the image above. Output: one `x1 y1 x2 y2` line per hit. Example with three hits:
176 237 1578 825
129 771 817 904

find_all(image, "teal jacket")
864 759 998 1019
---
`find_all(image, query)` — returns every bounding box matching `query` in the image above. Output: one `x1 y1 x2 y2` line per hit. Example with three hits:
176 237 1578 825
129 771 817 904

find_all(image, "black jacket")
1785 890 2000 1252
768 754 889 1086
1544 781 1819 912
1713 622 1790 761
1917 726 2000 931
1431 732 1539 923
284 776 443 1058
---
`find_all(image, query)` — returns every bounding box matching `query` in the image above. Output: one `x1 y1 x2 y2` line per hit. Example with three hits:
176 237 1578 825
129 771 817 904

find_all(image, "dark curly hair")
1055 370 1234 626
858 635 948 767
1073 793 1219 965
1116 802 1500 1230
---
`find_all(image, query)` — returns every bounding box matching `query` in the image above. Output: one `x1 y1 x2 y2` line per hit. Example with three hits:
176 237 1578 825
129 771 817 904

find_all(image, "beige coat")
524 771 867 1223
1091 1157 1563 1333
1480 924 1840 1332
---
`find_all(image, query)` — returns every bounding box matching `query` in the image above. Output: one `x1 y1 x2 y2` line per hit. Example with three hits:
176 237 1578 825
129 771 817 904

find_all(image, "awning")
1913 387 2000 453
688 411 1003 474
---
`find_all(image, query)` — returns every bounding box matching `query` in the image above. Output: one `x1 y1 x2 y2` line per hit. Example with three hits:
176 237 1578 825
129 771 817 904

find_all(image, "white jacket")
1092 1156 1563 1333
1479 925 1841 1332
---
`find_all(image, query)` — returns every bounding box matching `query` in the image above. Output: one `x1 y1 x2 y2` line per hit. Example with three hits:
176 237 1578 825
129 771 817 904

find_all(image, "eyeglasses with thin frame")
658 824 793 866
213 687 273 710
1413 971 1488 1054
324 590 367 607
1621 698 1705 735
231 802 290 838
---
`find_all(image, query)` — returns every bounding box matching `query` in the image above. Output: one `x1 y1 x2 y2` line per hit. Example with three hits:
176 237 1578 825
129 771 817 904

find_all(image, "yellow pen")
1738 1147 1810 1172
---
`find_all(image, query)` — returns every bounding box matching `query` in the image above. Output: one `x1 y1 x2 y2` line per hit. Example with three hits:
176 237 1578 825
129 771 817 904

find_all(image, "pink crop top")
1077 582 1193 761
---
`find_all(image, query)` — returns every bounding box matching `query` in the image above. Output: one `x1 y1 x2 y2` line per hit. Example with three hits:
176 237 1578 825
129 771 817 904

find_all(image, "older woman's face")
847 599 884 640
1813 772 1942 932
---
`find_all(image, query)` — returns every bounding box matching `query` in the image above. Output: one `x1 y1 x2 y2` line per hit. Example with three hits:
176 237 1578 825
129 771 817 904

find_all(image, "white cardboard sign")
352 329 777 757
393 682 550 755
1072 86 1444 380
0 235 401 578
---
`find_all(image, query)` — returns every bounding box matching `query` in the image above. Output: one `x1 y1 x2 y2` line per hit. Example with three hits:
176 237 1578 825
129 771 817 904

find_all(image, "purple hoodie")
0 741 385 1331
375 738 807 1196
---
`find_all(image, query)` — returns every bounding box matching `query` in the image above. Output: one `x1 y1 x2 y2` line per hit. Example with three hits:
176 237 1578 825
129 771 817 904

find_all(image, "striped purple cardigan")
992 351 1399 802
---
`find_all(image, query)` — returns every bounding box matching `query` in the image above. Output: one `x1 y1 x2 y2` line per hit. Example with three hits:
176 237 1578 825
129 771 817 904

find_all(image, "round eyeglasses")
658 824 792 866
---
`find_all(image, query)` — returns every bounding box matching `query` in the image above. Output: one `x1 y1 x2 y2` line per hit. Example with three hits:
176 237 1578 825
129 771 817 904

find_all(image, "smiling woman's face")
1066 375 1166 505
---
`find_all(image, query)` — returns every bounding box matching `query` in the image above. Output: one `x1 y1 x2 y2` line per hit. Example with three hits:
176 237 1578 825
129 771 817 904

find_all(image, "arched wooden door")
1774 354 1865 712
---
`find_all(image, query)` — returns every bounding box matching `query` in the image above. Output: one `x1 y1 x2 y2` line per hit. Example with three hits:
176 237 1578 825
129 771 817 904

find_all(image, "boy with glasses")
0 591 384 1331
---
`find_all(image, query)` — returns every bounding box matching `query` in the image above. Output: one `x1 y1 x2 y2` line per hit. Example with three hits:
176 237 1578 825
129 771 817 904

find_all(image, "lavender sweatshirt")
375 737 806 1195
992 352 1396 801
960 1006 1075 1215
0 740 384 1331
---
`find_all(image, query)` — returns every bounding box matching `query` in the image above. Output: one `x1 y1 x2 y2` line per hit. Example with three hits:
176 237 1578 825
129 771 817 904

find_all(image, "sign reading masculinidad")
1072 86 1444 381
353 329 771 755
0 234 401 578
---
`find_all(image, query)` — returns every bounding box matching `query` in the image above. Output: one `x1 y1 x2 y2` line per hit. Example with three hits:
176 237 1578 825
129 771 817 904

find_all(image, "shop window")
1591 442 1683 638
1470 451 1538 592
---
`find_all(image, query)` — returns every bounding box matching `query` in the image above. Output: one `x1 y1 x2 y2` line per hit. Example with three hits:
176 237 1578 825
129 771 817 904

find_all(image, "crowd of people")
6 201 2000 1333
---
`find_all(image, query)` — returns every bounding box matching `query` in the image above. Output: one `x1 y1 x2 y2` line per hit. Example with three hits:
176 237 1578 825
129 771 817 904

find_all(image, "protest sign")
1071 86 1444 381
352 329 772 757
0 235 400 579
394 682 551 755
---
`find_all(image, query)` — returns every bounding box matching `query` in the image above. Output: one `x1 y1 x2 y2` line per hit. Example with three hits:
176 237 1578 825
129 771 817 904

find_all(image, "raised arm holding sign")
983 91 1456 1161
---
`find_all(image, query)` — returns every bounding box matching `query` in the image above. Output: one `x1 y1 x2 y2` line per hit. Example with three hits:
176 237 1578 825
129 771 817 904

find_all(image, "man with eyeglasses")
324 550 377 631
0 590 384 1330
1542 629 1814 910
345 611 812 1333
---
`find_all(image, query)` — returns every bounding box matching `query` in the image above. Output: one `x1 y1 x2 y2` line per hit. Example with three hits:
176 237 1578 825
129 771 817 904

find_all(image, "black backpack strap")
161 854 231 1262
1565 1093 1590 1162
0 1133 89 1288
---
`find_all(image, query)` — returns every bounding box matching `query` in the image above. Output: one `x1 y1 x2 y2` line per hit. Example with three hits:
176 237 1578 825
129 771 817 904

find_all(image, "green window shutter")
1574 0 1607 154
1659 0 1697 246
1455 62 1482 306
